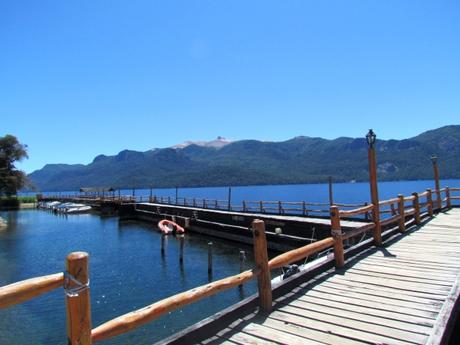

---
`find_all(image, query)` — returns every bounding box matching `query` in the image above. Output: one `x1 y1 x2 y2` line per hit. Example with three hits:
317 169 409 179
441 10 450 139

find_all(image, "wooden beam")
268 237 334 269
66 252 92 345
91 269 258 342
0 272 64 308
252 219 272 312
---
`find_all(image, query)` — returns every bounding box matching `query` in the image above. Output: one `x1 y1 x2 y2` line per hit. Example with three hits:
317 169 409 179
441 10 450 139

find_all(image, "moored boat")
157 219 185 235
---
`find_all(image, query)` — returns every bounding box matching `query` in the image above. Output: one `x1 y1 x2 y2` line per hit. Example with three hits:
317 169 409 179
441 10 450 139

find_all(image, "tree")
0 135 29 196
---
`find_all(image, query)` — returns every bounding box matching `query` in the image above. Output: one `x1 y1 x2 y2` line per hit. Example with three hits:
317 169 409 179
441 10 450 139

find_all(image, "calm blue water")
0 211 257 345
5 180 460 344
35 179 460 206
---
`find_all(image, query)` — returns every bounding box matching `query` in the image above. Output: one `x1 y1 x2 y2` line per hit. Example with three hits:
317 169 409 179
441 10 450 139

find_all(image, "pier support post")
412 192 421 224
207 242 213 274
179 236 184 264
366 129 382 246
161 235 165 256
228 187 232 211
426 189 434 217
65 252 92 345
431 155 442 211
252 219 272 312
398 194 405 232
239 250 246 273
330 206 344 268
328 176 334 206
446 187 451 209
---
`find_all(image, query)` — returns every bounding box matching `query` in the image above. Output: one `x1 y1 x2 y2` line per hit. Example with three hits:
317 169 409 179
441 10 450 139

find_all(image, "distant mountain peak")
171 136 234 149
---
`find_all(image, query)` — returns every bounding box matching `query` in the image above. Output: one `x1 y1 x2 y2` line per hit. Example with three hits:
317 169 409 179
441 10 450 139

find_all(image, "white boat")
64 205 92 214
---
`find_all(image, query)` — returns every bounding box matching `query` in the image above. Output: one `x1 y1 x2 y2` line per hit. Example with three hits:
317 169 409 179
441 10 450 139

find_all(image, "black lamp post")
366 129 382 246
431 155 441 211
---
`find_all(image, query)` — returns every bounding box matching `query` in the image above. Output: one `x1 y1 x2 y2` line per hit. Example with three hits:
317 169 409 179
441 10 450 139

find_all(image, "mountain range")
29 126 460 191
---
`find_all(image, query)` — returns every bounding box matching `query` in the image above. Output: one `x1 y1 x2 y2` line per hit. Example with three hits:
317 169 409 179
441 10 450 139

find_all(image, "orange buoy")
157 219 185 235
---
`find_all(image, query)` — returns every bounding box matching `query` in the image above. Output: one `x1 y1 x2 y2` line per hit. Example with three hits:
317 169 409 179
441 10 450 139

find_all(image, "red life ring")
158 219 185 235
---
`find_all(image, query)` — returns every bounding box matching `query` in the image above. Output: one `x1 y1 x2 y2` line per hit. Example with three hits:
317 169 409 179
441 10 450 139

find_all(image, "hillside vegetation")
29 126 460 191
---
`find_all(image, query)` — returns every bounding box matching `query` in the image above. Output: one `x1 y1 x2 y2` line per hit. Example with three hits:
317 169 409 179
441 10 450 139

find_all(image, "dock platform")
175 209 460 345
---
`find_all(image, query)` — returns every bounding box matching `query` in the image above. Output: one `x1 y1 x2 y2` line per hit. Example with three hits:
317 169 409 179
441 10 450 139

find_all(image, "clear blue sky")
1 0 459 173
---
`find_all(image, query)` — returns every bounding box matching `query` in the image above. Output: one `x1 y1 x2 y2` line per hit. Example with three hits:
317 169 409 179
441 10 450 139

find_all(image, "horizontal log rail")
378 197 399 206
338 204 374 217
342 223 375 240
91 269 260 342
268 237 335 269
0 272 64 308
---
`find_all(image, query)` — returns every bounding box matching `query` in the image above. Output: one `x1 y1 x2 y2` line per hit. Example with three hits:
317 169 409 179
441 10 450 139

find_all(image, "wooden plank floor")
199 209 460 345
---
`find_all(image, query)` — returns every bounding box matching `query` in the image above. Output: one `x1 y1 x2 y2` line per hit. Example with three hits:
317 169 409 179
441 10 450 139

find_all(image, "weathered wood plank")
226 331 279 345
354 260 458 277
338 271 451 295
329 276 452 301
270 310 418 345
344 267 454 286
243 323 324 345
306 285 442 314
299 291 439 320
363 256 459 270
278 304 428 343
261 316 367 345
316 282 443 308
295 293 435 327
285 299 432 335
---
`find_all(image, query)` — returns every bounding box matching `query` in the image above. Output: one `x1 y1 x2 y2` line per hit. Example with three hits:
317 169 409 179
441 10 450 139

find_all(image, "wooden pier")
180 208 460 345
2 186 459 344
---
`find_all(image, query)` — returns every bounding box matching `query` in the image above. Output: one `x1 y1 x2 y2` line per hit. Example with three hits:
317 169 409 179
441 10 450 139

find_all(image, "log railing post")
259 201 263 213
412 192 421 224
330 206 344 268
252 220 272 312
65 252 92 345
242 200 247 212
302 201 306 216
398 194 405 232
426 189 434 217
446 187 452 209
278 201 282 215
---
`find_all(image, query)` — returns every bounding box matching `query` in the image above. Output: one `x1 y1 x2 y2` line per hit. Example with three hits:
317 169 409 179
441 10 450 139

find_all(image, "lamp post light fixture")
431 155 442 211
366 129 377 148
366 129 382 246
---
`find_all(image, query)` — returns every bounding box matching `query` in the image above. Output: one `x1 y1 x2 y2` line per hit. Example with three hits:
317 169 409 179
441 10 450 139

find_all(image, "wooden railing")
40 194 367 217
21 186 458 344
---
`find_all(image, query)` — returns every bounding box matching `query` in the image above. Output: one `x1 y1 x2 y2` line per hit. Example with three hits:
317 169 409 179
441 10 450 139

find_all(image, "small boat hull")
158 219 185 235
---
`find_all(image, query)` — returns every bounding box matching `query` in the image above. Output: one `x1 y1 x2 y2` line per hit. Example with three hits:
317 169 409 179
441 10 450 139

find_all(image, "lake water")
0 210 258 345
36 179 460 207
4 179 460 344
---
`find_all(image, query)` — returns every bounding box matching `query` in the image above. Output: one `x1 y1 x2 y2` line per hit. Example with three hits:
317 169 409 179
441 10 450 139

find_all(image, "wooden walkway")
199 209 460 345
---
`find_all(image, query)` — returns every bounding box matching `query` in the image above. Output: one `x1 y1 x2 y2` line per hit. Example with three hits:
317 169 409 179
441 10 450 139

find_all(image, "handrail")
339 204 374 217
404 195 415 202
378 197 399 206
91 269 259 342
268 237 335 269
0 272 64 308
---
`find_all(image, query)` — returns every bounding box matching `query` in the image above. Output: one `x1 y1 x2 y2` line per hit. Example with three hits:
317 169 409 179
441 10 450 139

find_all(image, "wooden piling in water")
179 236 184 264
65 252 92 345
208 242 213 274
239 250 245 273
161 235 165 256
